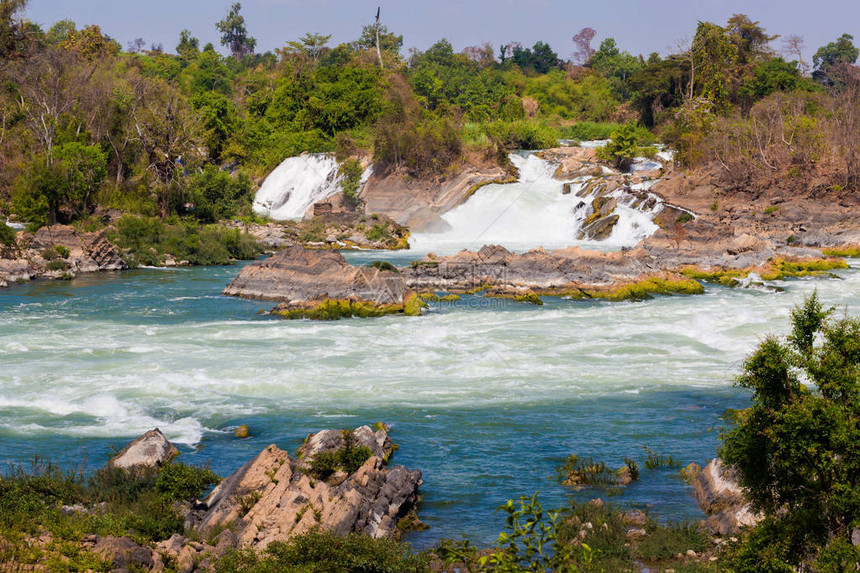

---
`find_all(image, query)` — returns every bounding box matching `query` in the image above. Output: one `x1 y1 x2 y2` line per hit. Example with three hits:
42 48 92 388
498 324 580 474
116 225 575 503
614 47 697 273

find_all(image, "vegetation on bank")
1 1 858 243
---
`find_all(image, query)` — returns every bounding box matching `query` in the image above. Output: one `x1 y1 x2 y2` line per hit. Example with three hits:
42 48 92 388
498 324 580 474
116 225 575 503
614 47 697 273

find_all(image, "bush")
214 529 429 573
0 222 17 247
184 166 253 223
338 158 364 210
596 123 639 171
308 430 373 479
154 462 221 502
721 292 860 567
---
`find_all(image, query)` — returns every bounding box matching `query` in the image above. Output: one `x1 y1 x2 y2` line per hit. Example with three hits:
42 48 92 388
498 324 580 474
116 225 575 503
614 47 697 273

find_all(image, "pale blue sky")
23 0 859 63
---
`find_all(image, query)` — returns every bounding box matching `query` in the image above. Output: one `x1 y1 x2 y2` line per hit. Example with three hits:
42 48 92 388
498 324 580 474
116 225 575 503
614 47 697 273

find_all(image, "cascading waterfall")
253 154 372 221
410 152 663 255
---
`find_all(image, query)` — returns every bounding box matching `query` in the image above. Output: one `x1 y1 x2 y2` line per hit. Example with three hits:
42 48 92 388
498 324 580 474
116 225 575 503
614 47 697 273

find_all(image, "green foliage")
596 123 639 171
367 260 399 273
154 462 221 502
693 21 739 112
558 121 653 143
721 292 860 568
307 430 373 480
44 259 68 271
643 446 683 470
813 34 859 84
216 2 256 61
338 158 363 210
185 166 253 223
111 215 262 266
0 221 16 247
213 528 429 573
511 41 559 74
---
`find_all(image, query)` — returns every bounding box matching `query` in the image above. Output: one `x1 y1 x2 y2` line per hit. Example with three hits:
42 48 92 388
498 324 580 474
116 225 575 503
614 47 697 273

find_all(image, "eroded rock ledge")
0 224 127 288
78 425 421 572
223 222 846 317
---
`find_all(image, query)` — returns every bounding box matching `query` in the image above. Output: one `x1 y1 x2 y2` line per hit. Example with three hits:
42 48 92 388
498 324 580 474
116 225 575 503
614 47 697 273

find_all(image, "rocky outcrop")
694 458 761 535
222 245 423 318
361 164 509 232
0 224 127 287
188 425 422 549
109 428 179 470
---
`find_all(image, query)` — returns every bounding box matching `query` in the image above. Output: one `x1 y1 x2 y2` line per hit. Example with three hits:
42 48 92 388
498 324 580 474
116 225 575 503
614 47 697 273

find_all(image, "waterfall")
410 152 663 255
253 154 343 221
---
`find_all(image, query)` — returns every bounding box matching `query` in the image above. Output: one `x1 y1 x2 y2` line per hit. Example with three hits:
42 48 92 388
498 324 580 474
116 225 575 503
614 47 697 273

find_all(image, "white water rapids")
411 153 662 255
253 150 665 253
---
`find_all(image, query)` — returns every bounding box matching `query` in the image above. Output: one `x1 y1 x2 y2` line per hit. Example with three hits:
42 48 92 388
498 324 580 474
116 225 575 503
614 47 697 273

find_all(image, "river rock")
694 458 761 535
190 425 421 549
109 429 179 470
222 245 408 308
91 535 155 572
361 164 508 231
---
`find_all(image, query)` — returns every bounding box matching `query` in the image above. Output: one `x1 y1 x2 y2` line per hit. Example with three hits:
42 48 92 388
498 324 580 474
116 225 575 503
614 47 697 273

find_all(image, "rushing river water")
1 256 859 547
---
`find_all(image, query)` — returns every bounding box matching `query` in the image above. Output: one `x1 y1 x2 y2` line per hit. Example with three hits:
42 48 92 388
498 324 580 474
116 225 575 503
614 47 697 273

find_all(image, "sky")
22 0 860 64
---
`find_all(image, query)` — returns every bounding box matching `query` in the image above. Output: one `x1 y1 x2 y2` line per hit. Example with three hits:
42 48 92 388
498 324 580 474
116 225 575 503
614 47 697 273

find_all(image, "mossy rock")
403 293 428 316
273 299 405 320
234 425 250 439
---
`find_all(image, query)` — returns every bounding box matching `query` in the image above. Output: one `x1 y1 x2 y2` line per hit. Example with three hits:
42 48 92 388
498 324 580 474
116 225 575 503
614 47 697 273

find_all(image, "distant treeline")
0 0 858 229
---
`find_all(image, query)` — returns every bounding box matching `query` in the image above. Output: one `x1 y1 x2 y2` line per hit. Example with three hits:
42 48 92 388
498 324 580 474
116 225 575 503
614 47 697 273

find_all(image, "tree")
13 142 106 225
176 29 199 60
726 14 777 66
781 34 809 76
283 32 331 63
216 2 256 62
0 0 28 58
591 38 643 99
813 33 859 86
45 19 76 45
572 27 596 66
692 21 738 113
722 293 860 568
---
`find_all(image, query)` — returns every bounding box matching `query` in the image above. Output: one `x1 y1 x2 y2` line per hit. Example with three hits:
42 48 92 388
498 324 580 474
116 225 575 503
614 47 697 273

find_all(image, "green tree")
591 37 643 99
726 14 777 66
45 19 76 45
813 33 859 85
216 2 256 62
692 21 738 113
722 293 860 569
176 29 199 60
0 0 28 58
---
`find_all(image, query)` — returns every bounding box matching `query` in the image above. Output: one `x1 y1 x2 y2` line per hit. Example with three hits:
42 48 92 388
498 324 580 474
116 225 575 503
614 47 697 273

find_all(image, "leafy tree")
184 165 251 223
737 57 815 107
13 142 106 225
630 56 689 126
45 19 76 46
0 0 28 58
726 14 777 66
511 41 559 74
692 21 738 113
813 33 859 85
722 293 860 568
176 28 199 60
61 24 119 60
216 2 256 62
283 32 331 63
597 123 639 171
591 38 643 99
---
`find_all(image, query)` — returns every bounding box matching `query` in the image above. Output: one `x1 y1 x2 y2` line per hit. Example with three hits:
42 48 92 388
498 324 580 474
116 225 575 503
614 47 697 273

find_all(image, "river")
2 254 858 547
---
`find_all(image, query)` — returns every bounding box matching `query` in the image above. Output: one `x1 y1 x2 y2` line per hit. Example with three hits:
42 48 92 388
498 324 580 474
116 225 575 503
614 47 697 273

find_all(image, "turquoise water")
1 258 859 547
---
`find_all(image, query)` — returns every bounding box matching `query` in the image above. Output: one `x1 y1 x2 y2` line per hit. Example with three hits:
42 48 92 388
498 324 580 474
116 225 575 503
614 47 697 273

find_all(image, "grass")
822 246 860 257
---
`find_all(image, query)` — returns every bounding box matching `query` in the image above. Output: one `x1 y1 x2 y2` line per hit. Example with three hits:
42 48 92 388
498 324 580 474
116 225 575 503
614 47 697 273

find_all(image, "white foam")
253 155 373 221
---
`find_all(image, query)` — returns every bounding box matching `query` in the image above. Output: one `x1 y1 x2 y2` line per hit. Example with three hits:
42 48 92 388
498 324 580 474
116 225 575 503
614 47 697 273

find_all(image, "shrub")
339 158 364 210
45 260 69 271
368 260 399 273
308 430 373 479
0 222 18 247
720 292 860 567
185 166 253 223
596 123 639 171
214 528 429 573
154 462 221 502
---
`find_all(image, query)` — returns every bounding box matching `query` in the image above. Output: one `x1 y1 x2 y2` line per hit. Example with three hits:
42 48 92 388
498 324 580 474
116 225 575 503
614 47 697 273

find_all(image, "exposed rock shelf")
0 224 127 288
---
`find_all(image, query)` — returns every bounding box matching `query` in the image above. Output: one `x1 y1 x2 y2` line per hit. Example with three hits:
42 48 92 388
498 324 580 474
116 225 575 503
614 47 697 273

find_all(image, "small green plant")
764 205 779 215
367 260 399 273
339 158 364 210
237 491 262 516
41 246 60 260
787 234 796 244
558 455 617 487
45 260 68 271
643 447 682 470
307 430 373 480
676 213 694 224
364 223 390 242
623 457 640 481
596 123 639 171
0 222 16 247
55 245 70 258
154 462 221 502
710 200 719 211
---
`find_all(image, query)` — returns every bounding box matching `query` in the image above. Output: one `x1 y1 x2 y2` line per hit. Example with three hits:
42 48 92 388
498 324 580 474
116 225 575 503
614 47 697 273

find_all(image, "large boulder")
694 458 761 535
190 425 421 549
109 429 179 470
223 245 406 305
